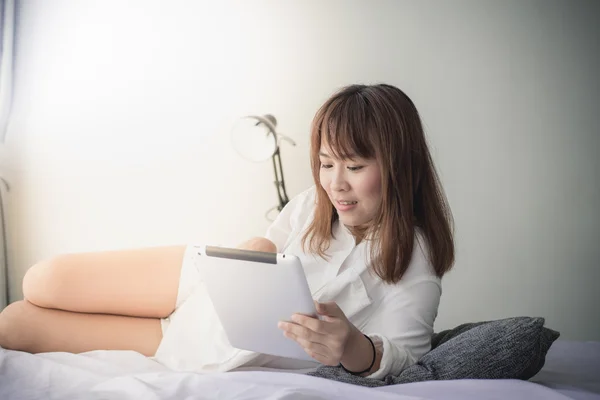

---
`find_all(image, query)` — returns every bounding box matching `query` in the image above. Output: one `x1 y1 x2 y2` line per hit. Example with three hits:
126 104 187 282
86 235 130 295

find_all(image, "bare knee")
22 256 68 308
251 237 277 253
0 301 34 351
237 237 277 253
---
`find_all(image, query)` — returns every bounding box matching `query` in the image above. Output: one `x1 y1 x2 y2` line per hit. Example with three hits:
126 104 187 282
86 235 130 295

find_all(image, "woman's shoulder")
291 185 317 206
265 185 317 241
283 185 318 223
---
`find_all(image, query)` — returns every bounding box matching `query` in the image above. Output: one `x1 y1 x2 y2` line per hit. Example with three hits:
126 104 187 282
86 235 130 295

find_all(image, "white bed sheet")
1 340 598 400
530 340 600 400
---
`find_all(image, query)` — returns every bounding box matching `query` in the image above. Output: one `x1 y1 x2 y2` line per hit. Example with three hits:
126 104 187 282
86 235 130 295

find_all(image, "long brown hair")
302 83 454 283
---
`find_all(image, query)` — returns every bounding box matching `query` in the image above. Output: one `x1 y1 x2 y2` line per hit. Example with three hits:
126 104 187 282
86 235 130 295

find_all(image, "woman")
0 83 454 379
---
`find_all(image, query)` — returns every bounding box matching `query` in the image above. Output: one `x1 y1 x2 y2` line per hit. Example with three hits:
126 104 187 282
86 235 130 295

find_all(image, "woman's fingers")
290 313 327 334
278 304 353 366
278 321 326 344
279 320 345 365
283 331 335 365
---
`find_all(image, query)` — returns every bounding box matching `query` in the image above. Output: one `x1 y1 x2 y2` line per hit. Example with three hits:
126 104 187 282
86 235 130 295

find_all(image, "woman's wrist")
339 327 376 375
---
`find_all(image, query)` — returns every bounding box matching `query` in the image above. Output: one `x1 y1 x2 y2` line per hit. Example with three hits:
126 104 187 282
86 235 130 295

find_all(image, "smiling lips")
336 200 358 211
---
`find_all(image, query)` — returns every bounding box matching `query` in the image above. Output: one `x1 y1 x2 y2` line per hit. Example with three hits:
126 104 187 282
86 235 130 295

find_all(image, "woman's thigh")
0 300 162 356
22 245 186 318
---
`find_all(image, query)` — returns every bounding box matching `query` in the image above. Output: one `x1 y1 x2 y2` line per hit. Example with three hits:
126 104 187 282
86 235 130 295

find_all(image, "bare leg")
22 245 186 318
1 239 276 355
0 300 162 356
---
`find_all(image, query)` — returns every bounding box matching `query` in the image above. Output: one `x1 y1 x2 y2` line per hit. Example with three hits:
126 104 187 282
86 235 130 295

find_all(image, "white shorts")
153 245 252 373
159 245 200 335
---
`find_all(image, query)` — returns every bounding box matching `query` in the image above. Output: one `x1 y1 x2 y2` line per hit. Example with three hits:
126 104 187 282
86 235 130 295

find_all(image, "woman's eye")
320 163 333 169
347 166 364 171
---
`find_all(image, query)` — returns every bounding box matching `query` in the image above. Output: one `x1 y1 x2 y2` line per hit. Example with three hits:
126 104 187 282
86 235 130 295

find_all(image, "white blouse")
261 186 442 379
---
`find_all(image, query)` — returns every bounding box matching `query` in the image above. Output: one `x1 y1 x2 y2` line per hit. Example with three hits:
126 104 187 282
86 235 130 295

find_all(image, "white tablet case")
196 245 317 361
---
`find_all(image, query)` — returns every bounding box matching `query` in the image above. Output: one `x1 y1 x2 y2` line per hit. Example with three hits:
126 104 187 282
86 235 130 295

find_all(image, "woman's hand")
277 301 358 366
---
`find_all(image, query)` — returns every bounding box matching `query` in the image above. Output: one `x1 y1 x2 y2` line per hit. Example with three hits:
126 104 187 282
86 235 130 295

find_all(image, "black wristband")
340 334 376 375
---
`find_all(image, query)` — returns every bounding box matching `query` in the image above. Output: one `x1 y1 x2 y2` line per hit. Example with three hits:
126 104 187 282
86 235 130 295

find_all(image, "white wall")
2 0 599 340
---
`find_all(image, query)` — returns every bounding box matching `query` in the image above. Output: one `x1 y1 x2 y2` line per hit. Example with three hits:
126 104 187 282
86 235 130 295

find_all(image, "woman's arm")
279 279 440 378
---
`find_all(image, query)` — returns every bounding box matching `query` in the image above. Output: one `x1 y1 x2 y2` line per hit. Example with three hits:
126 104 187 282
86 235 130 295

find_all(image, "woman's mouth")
336 200 358 212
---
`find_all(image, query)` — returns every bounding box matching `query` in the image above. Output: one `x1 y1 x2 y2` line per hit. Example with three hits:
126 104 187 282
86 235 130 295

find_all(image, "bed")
1 339 598 400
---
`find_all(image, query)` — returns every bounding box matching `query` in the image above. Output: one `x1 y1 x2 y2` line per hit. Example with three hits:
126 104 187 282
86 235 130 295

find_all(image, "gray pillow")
307 317 560 387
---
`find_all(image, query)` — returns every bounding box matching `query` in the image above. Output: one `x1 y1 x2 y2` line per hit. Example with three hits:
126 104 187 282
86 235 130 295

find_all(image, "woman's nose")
330 170 349 192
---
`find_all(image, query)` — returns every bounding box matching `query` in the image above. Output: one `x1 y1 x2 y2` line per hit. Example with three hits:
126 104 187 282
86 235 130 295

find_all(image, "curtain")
0 0 14 142
0 0 15 309
0 177 8 309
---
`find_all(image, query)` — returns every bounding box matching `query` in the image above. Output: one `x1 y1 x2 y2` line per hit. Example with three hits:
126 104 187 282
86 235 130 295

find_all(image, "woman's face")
318 141 383 228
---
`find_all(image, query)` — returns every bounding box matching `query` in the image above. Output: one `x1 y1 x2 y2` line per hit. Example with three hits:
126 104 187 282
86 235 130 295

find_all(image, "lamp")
231 114 296 219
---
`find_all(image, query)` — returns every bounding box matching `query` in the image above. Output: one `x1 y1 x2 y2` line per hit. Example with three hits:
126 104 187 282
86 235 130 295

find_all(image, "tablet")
194 244 318 361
